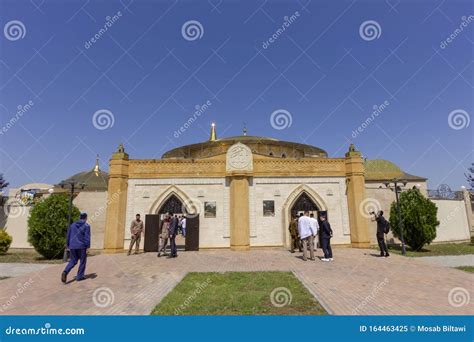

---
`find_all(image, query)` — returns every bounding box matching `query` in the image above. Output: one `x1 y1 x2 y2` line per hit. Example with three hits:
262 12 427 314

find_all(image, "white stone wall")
126 176 351 249
365 181 427 244
432 199 470 243
73 191 107 249
251 177 351 247
4 190 107 250
125 178 229 249
4 205 32 249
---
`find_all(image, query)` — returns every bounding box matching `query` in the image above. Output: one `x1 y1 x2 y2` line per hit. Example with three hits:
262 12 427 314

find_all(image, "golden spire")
210 122 217 141
93 154 100 175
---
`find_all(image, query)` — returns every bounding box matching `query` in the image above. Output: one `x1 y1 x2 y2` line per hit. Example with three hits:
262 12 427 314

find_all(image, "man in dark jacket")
319 214 333 262
373 210 390 257
61 213 91 283
168 213 179 258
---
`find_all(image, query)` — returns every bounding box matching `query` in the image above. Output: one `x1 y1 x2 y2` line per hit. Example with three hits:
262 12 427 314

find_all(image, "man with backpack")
372 210 390 257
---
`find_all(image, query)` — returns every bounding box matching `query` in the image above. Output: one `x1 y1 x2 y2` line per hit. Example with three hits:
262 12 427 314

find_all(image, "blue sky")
0 0 472 191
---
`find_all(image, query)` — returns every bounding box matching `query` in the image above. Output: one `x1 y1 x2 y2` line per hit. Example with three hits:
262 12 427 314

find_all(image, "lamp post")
60 181 85 227
384 178 407 255
59 180 85 261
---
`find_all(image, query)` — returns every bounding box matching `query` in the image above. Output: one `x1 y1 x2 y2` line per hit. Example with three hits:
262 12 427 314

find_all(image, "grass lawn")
384 243 474 257
0 250 64 264
0 249 100 264
455 266 474 273
151 271 327 315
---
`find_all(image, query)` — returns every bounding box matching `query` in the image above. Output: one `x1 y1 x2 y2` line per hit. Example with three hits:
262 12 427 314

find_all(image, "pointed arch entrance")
144 186 200 252
282 185 328 248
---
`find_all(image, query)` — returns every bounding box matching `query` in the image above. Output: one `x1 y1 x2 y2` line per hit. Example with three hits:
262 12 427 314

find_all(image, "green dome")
364 159 426 181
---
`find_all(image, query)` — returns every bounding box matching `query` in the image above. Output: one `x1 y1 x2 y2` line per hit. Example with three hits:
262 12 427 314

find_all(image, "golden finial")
93 154 100 175
210 122 217 141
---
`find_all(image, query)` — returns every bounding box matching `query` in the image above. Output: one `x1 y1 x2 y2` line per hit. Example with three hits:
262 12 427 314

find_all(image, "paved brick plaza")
0 248 472 315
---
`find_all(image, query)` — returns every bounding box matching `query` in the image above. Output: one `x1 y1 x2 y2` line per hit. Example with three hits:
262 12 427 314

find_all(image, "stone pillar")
103 145 129 253
226 142 253 251
345 144 370 248
229 175 250 250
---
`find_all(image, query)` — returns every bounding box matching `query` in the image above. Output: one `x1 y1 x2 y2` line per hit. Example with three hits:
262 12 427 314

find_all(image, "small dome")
57 156 109 191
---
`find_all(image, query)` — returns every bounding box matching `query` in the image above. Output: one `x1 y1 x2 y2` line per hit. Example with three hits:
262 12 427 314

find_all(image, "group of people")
127 212 187 258
289 211 333 262
156 212 186 258
60 209 390 283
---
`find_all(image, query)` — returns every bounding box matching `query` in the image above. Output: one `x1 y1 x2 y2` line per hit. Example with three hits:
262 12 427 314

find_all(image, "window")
263 200 275 216
204 201 216 218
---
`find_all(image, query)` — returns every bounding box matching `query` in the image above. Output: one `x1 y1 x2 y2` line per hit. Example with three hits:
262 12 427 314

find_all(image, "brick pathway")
0 248 472 315
0 263 55 278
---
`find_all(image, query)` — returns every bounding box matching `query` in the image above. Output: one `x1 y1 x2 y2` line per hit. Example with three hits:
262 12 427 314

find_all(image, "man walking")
128 213 144 256
298 211 316 261
61 212 90 283
372 210 390 257
319 214 333 261
169 213 179 258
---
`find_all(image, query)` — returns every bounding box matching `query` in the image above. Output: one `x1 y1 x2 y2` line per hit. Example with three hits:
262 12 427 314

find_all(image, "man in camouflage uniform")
289 215 302 253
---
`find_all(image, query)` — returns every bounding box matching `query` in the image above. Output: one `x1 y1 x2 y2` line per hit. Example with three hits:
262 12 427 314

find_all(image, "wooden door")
184 215 199 251
144 214 160 252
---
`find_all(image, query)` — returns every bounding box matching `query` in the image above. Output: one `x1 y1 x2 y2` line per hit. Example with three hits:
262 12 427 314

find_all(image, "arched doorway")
144 192 200 252
289 192 327 249
282 185 328 248
291 192 320 217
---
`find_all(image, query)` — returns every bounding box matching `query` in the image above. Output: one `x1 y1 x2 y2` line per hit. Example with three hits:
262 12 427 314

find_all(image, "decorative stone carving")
226 143 253 172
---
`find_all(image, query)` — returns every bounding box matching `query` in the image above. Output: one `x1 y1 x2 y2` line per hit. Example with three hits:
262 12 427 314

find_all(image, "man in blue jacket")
61 212 91 283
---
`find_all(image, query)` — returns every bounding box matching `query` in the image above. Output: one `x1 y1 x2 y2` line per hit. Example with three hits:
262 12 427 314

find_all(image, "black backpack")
383 218 390 234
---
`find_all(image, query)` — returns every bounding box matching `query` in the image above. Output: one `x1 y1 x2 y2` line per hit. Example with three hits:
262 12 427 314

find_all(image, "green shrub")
0 229 12 254
389 188 439 251
28 194 80 259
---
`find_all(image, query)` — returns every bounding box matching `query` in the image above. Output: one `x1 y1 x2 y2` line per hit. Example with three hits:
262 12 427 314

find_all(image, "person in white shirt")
298 211 316 261
181 216 187 237
309 213 319 252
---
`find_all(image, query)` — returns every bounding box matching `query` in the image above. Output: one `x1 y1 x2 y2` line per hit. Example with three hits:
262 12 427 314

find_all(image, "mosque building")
4 124 472 252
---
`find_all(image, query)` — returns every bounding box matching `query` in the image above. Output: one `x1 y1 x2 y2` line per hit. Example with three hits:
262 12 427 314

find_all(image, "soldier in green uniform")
289 215 302 253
